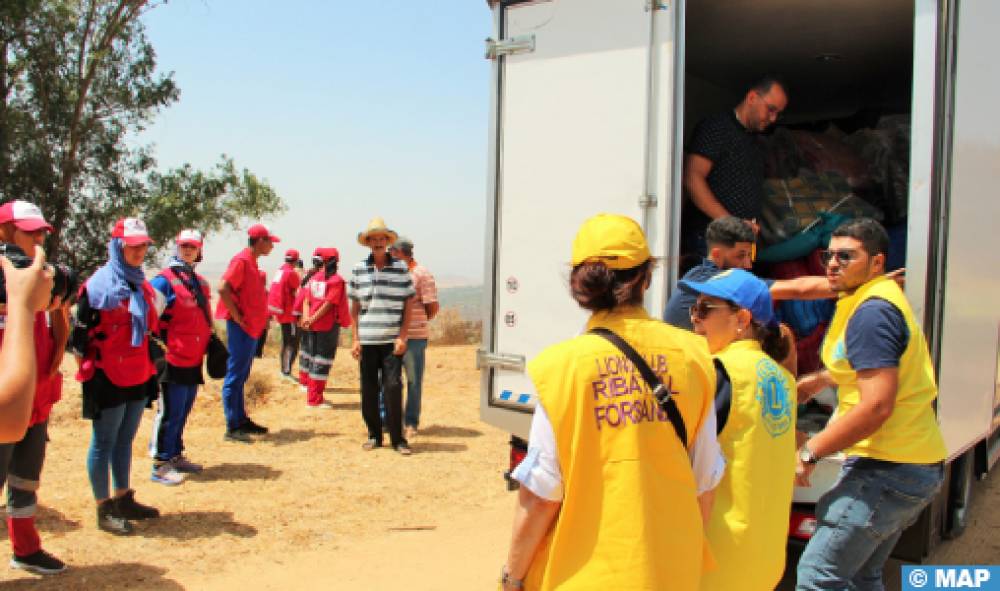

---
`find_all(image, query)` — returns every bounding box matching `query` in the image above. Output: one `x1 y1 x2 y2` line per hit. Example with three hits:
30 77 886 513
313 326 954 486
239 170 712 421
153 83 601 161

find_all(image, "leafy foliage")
0 0 285 275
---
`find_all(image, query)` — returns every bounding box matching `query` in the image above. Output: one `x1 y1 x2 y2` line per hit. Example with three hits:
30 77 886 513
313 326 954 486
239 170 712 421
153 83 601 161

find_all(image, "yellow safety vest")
701 340 796 591
821 276 946 463
525 306 716 591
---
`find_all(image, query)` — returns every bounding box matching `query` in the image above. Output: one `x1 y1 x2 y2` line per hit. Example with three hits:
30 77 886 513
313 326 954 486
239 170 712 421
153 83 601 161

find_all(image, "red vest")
303 271 349 332
267 263 299 324
0 311 62 426
160 267 212 368
83 281 159 388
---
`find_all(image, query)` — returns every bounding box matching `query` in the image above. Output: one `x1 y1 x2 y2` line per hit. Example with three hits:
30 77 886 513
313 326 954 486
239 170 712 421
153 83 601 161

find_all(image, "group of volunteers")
0 201 438 576
498 74 945 591
500 213 946 591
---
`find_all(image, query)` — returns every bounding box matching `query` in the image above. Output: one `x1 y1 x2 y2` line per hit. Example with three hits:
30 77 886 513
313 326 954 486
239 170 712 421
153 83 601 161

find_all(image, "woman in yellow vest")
500 214 723 591
681 268 798 591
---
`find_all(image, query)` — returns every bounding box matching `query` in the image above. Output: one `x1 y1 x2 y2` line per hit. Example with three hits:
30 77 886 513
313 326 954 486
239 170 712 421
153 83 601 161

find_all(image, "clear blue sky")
137 0 491 284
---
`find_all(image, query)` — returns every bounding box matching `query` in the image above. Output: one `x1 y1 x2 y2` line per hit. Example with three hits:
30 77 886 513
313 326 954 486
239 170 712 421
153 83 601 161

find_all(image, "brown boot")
114 489 160 520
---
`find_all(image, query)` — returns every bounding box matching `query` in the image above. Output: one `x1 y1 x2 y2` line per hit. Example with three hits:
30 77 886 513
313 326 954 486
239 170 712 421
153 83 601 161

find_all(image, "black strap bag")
205 332 229 379
588 327 688 448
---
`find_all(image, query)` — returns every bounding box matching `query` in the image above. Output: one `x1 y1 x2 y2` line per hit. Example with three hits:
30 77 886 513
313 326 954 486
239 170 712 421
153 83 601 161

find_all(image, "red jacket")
159 267 212 368
267 263 299 324
303 271 351 332
0 311 63 426
79 281 159 388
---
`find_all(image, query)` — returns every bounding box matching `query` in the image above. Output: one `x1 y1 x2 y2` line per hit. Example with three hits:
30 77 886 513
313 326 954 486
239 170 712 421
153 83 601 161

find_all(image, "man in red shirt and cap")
0 200 68 574
216 223 277 443
268 248 302 380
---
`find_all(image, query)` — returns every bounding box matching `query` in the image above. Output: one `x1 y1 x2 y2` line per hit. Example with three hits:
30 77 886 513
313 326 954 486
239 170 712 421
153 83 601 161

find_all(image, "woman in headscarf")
148 229 213 486
501 214 722 591
72 218 160 535
681 268 798 591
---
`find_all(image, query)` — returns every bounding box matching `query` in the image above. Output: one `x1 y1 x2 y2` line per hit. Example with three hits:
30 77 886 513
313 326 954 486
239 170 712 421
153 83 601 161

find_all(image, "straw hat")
357 217 398 246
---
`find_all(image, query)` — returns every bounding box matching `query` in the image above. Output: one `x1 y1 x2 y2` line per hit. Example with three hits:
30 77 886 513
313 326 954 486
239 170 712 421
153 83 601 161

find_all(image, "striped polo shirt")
348 253 415 345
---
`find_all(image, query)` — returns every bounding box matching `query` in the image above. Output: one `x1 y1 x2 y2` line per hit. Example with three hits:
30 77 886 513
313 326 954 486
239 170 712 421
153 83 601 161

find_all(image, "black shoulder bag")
588 327 688 448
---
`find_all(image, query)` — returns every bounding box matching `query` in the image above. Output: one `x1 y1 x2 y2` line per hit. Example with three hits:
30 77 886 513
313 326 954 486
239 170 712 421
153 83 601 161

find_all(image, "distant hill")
438 285 483 322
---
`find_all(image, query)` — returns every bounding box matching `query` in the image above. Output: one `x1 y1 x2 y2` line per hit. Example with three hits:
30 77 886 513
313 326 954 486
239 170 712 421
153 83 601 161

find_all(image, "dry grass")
1 344 508 589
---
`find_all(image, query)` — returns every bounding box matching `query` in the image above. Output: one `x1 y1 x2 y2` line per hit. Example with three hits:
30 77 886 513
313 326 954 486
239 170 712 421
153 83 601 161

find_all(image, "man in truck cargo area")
793 218 946 590
681 75 788 257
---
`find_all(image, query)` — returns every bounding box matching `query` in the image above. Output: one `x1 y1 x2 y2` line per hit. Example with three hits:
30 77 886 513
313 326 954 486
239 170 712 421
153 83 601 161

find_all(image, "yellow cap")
571 214 651 270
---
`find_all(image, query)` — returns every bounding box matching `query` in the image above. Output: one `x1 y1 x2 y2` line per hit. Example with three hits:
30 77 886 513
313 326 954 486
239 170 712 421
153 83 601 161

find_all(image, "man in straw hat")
348 217 416 456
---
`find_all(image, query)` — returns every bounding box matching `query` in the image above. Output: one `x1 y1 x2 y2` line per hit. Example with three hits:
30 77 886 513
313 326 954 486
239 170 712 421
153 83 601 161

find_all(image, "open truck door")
479 0 681 451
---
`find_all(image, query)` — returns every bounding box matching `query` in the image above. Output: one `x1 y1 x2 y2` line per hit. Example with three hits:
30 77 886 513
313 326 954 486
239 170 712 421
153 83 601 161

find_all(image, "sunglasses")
820 249 862 266
689 300 736 320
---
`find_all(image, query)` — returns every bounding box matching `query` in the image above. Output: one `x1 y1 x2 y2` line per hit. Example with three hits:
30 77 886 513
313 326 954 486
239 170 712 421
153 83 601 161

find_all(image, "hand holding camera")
0 244 55 313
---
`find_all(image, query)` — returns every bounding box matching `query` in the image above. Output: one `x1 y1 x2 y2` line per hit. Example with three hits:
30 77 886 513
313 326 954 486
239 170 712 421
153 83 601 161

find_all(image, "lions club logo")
756 359 792 437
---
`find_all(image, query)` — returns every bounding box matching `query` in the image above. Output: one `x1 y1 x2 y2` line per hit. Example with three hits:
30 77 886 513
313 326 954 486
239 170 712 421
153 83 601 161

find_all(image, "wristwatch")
799 444 820 465
501 566 524 590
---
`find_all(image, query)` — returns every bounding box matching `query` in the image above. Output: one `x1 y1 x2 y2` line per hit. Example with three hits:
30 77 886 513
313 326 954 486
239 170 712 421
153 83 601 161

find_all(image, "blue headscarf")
87 238 148 347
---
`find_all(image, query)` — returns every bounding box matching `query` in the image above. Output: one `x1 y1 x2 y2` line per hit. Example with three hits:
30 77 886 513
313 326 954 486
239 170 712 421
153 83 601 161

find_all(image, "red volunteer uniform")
0 312 62 426
160 268 212 367
268 263 299 324
215 248 268 338
78 282 159 387
303 271 350 331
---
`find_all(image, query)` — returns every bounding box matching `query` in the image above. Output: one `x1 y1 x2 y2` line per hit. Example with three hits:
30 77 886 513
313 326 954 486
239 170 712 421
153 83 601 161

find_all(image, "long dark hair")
749 319 790 362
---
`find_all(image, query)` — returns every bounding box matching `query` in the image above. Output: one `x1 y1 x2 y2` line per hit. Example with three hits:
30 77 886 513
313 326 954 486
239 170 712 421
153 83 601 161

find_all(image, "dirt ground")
1 343 998 590
0 344 512 590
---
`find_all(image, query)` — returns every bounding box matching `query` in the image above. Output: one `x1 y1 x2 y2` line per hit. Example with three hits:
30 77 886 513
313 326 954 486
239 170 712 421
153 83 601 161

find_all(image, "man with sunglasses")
794 218 946 590
681 75 787 257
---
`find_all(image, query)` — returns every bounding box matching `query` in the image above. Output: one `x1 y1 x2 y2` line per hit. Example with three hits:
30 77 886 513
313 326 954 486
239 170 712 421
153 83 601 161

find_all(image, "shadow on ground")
419 425 483 438
0 561 183 590
324 401 361 411
133 510 257 540
0 505 82 537
414 442 468 454
266 427 340 446
192 462 282 482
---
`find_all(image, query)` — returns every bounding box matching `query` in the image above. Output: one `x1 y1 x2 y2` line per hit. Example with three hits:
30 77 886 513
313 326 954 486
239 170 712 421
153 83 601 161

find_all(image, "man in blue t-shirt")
665 217 844 332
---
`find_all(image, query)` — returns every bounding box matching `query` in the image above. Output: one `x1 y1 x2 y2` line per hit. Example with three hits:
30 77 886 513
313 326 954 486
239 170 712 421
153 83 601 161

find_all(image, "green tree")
0 0 285 275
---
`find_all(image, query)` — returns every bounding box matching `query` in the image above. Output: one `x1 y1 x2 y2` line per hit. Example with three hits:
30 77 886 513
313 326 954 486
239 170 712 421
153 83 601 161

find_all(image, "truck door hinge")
645 0 669 11
484 34 536 60
476 349 526 372
639 194 658 208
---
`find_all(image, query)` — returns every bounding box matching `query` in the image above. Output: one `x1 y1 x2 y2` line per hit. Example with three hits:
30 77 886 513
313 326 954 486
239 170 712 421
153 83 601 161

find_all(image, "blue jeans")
87 399 146 500
222 320 258 430
403 339 428 428
796 457 945 590
151 382 198 461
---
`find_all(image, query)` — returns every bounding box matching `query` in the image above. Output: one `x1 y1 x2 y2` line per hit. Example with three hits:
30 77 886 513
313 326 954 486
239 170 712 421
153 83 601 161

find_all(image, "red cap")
0 200 54 233
316 247 339 262
175 229 203 247
112 217 153 246
285 248 300 260
248 223 280 242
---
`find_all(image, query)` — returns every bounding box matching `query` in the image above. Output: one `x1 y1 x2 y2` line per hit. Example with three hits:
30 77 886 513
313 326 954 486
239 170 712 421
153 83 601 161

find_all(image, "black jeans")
279 322 300 375
359 343 405 447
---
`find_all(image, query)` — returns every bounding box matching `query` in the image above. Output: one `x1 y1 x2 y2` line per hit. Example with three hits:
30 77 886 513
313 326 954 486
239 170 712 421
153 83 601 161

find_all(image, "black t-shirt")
686 111 766 221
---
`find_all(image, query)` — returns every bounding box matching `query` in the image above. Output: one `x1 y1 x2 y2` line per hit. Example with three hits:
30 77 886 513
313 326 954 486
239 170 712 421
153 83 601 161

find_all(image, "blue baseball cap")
679 268 776 327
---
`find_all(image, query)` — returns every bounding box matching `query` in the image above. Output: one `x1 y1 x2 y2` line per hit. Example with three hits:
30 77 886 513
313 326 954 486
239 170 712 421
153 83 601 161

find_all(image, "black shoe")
97 499 133 535
115 489 160 520
394 442 413 456
224 428 253 443
10 549 67 575
242 418 268 434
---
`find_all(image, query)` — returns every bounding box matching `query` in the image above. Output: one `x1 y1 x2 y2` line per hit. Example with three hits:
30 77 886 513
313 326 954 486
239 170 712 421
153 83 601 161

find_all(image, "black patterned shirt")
687 111 765 220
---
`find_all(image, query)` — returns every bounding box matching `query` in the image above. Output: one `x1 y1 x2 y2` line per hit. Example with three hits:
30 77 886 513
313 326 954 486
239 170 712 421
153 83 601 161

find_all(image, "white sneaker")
151 463 186 486
306 401 334 410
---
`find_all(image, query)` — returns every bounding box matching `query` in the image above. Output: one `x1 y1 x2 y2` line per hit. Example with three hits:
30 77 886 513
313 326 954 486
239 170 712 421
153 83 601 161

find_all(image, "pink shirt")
407 264 437 340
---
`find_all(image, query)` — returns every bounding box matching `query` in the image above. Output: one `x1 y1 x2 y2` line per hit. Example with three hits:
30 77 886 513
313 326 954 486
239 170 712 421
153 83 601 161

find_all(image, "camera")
0 243 78 306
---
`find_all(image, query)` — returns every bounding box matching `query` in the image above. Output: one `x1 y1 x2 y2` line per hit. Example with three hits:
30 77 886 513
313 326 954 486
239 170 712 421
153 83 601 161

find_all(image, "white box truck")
477 0 1000 561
